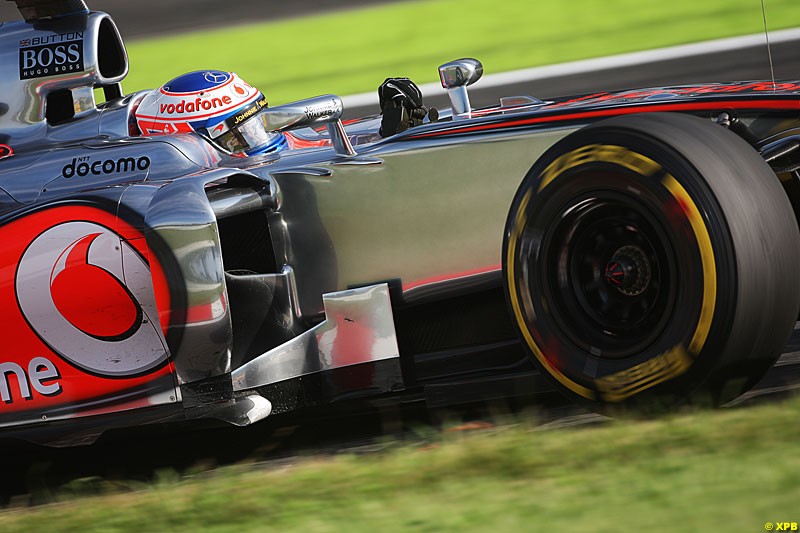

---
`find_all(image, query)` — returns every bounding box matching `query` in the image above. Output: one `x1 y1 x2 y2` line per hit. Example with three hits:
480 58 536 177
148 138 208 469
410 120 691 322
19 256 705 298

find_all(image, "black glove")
378 78 431 137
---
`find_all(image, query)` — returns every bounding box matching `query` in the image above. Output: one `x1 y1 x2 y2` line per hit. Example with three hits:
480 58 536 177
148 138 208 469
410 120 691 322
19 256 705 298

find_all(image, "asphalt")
0 0 402 38
347 39 800 118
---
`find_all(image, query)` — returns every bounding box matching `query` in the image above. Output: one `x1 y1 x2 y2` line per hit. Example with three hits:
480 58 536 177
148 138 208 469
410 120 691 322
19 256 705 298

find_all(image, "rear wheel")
503 113 800 408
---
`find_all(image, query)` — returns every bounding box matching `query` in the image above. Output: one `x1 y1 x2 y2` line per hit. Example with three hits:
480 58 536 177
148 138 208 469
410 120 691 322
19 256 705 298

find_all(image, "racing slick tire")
503 112 800 409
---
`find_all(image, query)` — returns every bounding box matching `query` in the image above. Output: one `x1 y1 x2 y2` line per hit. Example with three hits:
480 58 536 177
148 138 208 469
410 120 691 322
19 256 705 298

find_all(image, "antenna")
760 0 776 92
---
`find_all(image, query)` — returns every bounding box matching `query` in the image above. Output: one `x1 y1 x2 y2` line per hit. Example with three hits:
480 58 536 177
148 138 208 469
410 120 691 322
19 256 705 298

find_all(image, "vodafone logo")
159 95 233 115
15 221 168 377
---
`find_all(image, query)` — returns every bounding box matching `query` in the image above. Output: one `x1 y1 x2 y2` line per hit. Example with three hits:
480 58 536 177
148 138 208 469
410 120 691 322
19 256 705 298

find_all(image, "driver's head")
134 70 286 156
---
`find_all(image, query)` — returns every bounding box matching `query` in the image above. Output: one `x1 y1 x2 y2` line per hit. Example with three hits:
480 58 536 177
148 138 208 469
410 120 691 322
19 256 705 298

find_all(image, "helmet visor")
214 114 282 155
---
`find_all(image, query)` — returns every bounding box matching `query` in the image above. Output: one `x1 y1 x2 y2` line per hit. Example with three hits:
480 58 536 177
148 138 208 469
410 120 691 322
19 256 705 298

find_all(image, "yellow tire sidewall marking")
660 173 716 356
538 144 662 192
507 188 595 400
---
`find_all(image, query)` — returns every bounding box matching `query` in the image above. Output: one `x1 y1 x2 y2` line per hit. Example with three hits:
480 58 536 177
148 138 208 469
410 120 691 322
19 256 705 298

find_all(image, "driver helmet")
134 70 287 156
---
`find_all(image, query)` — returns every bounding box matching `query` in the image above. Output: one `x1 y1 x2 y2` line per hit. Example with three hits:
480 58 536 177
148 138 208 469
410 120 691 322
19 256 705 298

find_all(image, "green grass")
123 0 800 105
3 397 800 531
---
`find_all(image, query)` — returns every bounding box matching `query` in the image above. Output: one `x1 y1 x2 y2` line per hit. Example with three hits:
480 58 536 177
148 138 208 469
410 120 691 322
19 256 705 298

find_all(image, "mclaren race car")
2 0 800 446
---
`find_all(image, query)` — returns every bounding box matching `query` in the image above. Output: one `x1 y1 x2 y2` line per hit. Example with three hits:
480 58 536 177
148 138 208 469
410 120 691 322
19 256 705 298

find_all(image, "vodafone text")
160 96 233 115
0 357 61 404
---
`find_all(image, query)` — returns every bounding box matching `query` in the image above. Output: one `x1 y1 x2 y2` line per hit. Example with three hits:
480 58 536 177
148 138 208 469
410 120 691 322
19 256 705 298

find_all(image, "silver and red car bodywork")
1 2 799 445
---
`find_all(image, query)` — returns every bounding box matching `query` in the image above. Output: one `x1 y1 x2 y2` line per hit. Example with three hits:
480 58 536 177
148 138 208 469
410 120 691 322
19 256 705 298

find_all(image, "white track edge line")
341 27 800 109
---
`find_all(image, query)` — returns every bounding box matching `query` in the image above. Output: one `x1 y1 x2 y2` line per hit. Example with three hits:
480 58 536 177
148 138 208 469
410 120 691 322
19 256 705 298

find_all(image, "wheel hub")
537 192 676 358
604 245 651 296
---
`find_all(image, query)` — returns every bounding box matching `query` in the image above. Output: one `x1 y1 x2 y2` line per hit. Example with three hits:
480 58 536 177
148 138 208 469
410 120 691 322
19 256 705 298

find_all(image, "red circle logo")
15 213 169 377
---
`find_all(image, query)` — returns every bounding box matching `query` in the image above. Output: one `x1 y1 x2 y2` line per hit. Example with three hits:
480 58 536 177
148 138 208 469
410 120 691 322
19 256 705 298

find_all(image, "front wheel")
503 113 800 408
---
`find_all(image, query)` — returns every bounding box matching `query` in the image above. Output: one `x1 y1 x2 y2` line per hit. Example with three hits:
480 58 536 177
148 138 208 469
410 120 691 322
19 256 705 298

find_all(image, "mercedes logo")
204 71 229 84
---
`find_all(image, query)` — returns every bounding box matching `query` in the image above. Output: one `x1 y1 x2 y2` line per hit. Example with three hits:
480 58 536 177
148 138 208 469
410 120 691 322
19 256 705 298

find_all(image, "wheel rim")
538 191 677 358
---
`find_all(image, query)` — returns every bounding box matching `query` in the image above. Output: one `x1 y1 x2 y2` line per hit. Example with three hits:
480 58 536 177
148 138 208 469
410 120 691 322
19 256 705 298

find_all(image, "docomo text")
62 156 151 178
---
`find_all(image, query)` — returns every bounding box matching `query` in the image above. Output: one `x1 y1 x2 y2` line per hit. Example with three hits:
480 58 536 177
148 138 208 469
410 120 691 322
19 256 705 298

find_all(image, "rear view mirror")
261 95 355 156
438 58 484 89
260 95 343 132
438 58 483 120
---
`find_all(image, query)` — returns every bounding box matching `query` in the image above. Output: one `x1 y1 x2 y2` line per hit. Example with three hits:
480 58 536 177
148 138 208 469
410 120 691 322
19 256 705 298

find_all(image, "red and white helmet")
134 70 286 155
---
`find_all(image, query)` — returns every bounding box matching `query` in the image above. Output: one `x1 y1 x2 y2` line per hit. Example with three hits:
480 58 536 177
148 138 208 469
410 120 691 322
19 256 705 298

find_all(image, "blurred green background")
124 0 800 104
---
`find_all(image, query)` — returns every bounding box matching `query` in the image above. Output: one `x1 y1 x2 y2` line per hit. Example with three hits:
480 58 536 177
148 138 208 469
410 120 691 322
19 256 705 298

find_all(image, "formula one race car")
2 0 800 446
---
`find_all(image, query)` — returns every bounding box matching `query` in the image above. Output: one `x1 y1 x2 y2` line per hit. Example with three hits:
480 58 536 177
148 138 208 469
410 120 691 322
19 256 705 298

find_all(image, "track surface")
347 38 800 117
0 0 402 38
